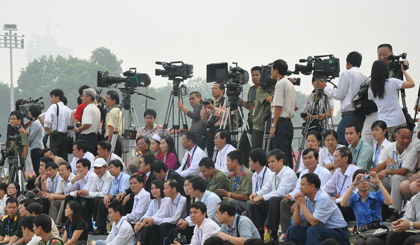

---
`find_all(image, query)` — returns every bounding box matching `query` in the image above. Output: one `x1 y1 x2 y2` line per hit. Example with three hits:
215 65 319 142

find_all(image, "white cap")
151 134 161 142
93 158 107 168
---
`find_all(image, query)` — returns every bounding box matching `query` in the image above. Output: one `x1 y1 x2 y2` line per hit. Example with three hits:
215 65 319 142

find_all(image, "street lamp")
0 24 25 112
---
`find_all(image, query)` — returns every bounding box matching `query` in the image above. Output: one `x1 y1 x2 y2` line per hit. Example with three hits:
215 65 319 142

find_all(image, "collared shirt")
177 145 207 178
302 92 335 128
142 198 168 219
105 154 129 174
190 218 221 245
88 171 115 198
272 76 298 118
349 190 385 226
379 142 418 173
207 169 230 195
38 233 62 245
46 172 62 193
109 172 130 196
105 107 123 138
228 166 253 195
44 101 73 133
220 214 260 239
154 193 187 225
348 139 374 170
403 192 420 222
318 145 345 167
215 144 236 176
67 171 95 196
187 102 206 133
186 190 221 226
105 218 136 245
200 97 227 127
70 152 95 174
136 123 169 139
290 165 332 201
80 103 101 134
321 164 360 203
299 189 347 229
122 188 151 223
256 166 297 200
298 147 326 172
0 213 23 237
372 139 391 169
27 234 42 245
56 173 75 195
251 166 273 194
323 67 368 113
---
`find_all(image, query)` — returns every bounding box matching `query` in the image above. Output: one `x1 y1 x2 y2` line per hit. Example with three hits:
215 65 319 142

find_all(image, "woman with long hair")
28 105 44 176
319 130 344 172
368 60 414 141
62 201 88 245
160 136 180 170
7 182 25 203
297 130 326 172
371 120 390 170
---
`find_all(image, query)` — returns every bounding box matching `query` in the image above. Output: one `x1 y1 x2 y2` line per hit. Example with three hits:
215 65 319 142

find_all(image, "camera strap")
55 104 60 132
236 215 241 237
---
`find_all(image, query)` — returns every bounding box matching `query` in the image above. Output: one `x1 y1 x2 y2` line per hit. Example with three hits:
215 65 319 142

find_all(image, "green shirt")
38 232 63 245
252 87 271 132
0 213 23 238
8 127 29 164
247 85 257 121
348 139 373 170
229 166 253 195
208 169 230 194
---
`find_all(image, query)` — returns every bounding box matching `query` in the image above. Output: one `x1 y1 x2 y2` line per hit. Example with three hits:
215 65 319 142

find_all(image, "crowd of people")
1 43 420 245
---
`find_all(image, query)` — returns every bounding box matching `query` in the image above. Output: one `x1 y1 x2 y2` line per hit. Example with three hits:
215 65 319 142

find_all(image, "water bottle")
106 219 111 233
263 226 269 243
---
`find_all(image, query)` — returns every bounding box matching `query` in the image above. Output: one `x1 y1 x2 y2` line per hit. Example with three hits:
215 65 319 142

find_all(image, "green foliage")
89 47 123 75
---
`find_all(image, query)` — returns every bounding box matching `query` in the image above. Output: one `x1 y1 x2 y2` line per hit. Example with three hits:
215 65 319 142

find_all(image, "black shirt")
65 219 88 241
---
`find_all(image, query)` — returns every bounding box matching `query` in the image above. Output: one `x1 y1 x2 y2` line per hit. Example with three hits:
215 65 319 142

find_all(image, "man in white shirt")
41 162 62 214
95 203 136 245
67 158 95 198
74 88 101 155
321 147 359 221
70 140 95 174
21 216 42 245
177 131 207 178
248 149 297 242
44 89 73 161
214 129 236 176
96 140 129 174
122 175 151 224
317 51 367 145
249 148 273 195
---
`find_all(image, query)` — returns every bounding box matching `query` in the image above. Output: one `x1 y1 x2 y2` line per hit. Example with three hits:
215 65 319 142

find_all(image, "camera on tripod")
0 126 22 166
388 53 409 73
155 61 193 80
97 68 151 88
19 97 45 120
260 64 301 95
294 54 340 79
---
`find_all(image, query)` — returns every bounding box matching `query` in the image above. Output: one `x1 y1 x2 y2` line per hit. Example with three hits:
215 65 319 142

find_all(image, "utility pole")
0 24 25 112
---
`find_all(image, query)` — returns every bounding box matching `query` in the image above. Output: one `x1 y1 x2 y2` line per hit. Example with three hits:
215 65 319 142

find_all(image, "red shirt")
74 103 87 121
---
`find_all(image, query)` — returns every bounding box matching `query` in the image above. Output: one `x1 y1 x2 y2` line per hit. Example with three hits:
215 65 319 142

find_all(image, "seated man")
33 214 63 245
249 148 273 196
285 173 349 245
216 201 260 244
41 148 65 164
214 129 236 176
26 203 59 236
95 203 136 245
199 157 229 195
121 175 151 224
70 140 95 174
96 140 128 174
128 136 153 174
177 131 207 178
372 126 418 222
321 147 359 221
345 121 373 170
217 150 253 213
0 198 23 244
151 160 186 196
18 199 34 217
66 158 95 200
41 161 62 214
248 149 297 242
21 216 42 245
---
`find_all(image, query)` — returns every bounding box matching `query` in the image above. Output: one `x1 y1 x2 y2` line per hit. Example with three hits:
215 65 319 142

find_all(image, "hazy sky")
2 0 420 113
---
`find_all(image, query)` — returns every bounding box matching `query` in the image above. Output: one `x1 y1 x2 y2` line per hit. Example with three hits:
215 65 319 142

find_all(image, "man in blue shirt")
285 173 349 245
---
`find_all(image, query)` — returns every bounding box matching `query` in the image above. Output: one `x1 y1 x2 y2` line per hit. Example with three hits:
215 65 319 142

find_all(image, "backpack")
352 81 378 116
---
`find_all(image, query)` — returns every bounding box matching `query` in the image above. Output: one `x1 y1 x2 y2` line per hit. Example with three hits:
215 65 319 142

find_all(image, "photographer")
7 111 29 167
200 82 227 158
317 51 367 145
270 59 298 168
252 80 273 150
28 105 44 176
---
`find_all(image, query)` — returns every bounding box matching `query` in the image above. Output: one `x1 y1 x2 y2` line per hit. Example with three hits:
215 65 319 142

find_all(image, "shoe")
385 211 400 222
92 228 107 235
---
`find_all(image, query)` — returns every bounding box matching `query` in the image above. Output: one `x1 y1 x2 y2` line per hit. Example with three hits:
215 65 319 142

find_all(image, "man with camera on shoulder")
4 111 29 168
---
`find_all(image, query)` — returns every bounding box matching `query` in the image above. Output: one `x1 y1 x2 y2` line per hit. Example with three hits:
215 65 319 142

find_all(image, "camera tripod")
0 138 27 192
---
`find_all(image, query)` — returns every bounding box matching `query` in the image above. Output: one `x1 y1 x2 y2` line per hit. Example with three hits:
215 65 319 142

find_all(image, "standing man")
177 131 207 178
33 215 63 245
8 111 29 168
214 129 236 176
104 90 123 156
317 51 367 145
270 59 298 167
345 121 374 170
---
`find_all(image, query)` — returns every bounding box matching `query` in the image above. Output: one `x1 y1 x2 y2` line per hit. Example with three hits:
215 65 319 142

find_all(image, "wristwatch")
410 221 413 230
271 124 276 128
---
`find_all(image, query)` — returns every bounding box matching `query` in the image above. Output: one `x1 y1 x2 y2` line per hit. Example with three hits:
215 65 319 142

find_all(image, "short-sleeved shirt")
8 127 29 164
247 85 256 120
38 233 63 245
253 87 271 131
228 166 253 195
80 103 101 135
403 192 420 222
349 190 385 227
220 214 260 239
74 103 87 122
207 169 230 194
348 140 373 170
302 92 335 128
378 142 418 173
272 77 298 118
105 107 123 138
65 219 88 241
0 213 23 238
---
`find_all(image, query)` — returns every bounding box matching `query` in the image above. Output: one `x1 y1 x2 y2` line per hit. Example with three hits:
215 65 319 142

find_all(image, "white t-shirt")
81 103 101 134
368 78 404 127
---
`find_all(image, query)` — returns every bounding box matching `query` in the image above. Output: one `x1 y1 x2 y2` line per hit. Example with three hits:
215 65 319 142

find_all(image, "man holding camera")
269 59 298 168
6 111 29 167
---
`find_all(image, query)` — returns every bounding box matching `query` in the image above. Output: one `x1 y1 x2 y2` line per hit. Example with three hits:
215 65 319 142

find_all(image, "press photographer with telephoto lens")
4 111 29 167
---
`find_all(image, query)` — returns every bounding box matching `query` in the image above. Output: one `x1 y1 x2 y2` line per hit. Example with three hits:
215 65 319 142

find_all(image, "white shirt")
70 151 95 174
289 165 332 201
252 166 273 194
44 101 73 133
177 145 207 178
154 193 187 225
46 172 62 193
323 67 368 113
26 234 42 245
122 188 151 223
298 147 327 172
215 144 236 176
372 139 391 168
321 164 360 203
88 171 115 198
272 76 298 118
379 142 419 173
80 103 101 134
318 145 345 167
186 190 221 226
141 198 168 219
105 218 136 245
0 197 8 216
256 166 297 200
190 218 221 245
56 173 75 195
105 153 129 174
67 171 95 196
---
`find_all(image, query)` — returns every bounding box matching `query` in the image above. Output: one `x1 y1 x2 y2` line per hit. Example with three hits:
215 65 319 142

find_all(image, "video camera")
0 126 22 166
388 53 409 73
18 97 45 120
294 54 340 79
155 61 193 81
97 68 151 88
260 64 301 95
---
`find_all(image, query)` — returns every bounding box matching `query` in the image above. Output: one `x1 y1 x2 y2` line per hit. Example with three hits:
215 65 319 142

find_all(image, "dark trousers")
78 133 98 156
273 118 293 167
62 195 82 223
206 129 216 159
195 132 206 150
81 197 103 231
31 148 42 176
238 131 252 168
337 203 356 222
151 223 176 245
251 130 265 151
285 226 349 245
50 132 68 162
386 231 420 245
95 198 121 229
249 197 282 239
136 226 153 245
167 226 194 244
337 113 365 145
41 197 50 215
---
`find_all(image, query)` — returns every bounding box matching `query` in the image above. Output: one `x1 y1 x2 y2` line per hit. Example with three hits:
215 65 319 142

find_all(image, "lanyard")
308 201 316 214
256 167 268 192
252 87 256 100
69 224 72 239
274 176 280 190
392 146 403 170
337 176 348 198
219 144 230 169
99 178 105 192
171 195 182 217
233 166 244 191
65 180 68 194
7 217 11 235
114 219 125 237
373 144 380 168
197 220 206 245
327 151 334 163
53 176 59 193
147 129 152 139
352 141 364 165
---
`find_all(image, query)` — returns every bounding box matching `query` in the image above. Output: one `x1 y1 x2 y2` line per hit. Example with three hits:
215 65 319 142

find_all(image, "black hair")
41 149 52 157
198 157 215 169
22 215 36 232
109 159 123 171
227 150 244 166
266 149 285 162
98 140 112 152
345 121 362 134
136 135 150 146
59 161 72 171
166 179 179 192
272 59 288 75
352 169 369 182
73 140 88 153
215 129 232 144
371 120 388 139
130 174 144 184
346 51 362 67
7 182 21 198
302 148 319 159
45 161 58 170
204 236 225 245
0 183 7 193
307 130 322 143
40 156 54 165
302 173 321 189
142 153 156 166
76 158 91 171
395 125 412 136
108 202 124 216
370 60 389 99
150 179 164 199
33 214 52 233
189 91 202 98
377 43 393 52
26 202 42 215
78 85 90 96
320 238 340 245
184 131 197 144
144 109 157 119
65 201 86 230
20 199 34 207
10 110 23 123
161 136 180 168
28 105 42 119
6 197 18 206
188 176 206 193
244 238 264 245
106 90 120 104
15 99 23 111
214 82 225 94
151 160 168 173
218 201 236 216
251 66 262 73
62 96 68 105
190 201 207 216
404 235 420 245
50 89 64 101
249 148 267 167
336 147 353 164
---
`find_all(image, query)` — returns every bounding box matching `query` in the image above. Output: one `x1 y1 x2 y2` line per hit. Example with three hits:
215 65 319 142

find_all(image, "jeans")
285 225 349 245
337 113 365 145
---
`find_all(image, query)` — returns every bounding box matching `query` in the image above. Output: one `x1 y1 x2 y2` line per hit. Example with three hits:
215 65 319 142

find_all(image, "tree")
89 47 123 75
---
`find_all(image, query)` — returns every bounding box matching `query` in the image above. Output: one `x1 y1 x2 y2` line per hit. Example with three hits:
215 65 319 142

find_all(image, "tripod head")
118 87 156 110
170 78 188 97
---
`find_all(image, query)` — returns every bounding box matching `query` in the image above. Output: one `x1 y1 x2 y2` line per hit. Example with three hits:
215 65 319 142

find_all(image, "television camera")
19 97 45 120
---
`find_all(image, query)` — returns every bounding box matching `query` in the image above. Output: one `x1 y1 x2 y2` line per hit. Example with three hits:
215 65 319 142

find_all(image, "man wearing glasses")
128 136 154 174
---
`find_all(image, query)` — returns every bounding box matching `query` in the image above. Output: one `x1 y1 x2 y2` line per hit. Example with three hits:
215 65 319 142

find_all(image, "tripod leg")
111 107 125 154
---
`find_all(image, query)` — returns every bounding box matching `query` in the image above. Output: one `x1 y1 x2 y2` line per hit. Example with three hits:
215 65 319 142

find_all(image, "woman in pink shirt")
160 136 180 170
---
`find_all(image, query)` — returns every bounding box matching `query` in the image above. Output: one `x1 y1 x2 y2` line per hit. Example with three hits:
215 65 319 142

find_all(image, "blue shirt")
348 190 385 227
220 214 260 239
109 172 130 196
